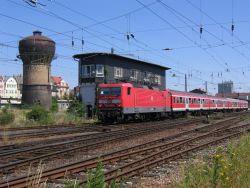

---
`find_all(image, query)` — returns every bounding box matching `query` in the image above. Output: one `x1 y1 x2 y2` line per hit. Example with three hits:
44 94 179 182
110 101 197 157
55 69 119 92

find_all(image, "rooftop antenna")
111 48 115 54
81 28 84 52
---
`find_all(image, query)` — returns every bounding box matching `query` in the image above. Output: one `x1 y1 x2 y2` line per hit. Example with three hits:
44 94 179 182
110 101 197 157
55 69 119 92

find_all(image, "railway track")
1 111 247 142
0 123 122 141
0 117 249 187
0 119 201 173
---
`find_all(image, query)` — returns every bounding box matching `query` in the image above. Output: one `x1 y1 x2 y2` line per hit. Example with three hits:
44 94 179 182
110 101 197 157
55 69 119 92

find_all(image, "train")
97 83 248 123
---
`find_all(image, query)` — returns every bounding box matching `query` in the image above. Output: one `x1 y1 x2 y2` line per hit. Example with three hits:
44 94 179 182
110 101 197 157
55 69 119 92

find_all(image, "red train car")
98 83 171 122
97 83 248 123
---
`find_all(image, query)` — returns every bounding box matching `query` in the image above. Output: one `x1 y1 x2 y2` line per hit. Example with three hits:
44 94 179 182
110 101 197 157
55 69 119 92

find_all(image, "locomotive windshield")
99 87 121 96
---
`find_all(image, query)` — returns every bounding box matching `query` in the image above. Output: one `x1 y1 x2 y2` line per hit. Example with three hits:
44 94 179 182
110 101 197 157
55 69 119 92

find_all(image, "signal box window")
130 69 138 80
127 87 131 95
82 65 94 77
154 75 161 85
114 67 123 78
96 64 104 77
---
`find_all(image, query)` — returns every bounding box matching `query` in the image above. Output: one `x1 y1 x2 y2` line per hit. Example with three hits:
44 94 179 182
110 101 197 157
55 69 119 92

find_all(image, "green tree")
63 93 69 100
67 98 85 117
26 105 52 124
51 97 58 112
0 105 15 125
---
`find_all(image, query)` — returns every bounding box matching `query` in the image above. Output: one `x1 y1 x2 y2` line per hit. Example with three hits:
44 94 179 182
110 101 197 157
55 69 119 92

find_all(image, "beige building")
1 76 22 99
51 76 70 99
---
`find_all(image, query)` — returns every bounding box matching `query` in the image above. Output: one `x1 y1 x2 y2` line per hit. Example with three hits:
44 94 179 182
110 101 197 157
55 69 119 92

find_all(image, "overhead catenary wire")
1 0 249 92
156 0 245 81
185 0 250 63
49 0 242 89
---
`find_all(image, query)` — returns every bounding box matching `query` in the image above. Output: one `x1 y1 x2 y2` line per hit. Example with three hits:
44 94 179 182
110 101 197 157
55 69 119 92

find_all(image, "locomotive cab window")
127 87 131 95
99 87 121 96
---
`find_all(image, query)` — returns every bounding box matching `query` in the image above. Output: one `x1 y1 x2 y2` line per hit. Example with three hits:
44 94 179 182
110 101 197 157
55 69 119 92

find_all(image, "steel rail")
0 120 248 188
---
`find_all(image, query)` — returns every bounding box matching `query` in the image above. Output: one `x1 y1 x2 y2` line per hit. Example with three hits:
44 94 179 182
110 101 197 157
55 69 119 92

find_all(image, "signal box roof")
73 52 170 70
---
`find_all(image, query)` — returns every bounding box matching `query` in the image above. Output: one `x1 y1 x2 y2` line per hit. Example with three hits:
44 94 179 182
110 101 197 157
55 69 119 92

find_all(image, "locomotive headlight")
99 99 108 104
112 99 121 104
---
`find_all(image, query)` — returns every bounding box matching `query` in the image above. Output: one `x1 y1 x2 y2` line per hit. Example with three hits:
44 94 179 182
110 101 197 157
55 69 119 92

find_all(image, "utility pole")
205 81 208 94
185 74 187 92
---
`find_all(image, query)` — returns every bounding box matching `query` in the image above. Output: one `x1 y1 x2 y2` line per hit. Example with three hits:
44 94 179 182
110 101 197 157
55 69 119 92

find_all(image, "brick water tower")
19 31 55 109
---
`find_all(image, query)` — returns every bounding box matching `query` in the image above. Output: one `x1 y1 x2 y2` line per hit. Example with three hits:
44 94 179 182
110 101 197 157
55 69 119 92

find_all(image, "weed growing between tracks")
171 134 250 188
26 161 47 188
65 161 122 188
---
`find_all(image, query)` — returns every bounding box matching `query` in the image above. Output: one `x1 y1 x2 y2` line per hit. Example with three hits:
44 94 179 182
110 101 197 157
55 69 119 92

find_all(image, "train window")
111 87 121 96
127 87 131 95
180 97 183 103
100 87 121 96
99 88 110 96
177 97 180 103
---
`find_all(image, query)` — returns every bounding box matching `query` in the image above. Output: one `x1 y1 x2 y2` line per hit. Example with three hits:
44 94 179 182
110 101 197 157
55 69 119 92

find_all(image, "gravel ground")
125 116 250 188
1 114 249 187
125 138 239 188
1 121 200 181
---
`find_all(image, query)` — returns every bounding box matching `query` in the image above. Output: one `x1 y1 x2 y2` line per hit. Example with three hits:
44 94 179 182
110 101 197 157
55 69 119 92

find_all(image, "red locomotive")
97 83 248 123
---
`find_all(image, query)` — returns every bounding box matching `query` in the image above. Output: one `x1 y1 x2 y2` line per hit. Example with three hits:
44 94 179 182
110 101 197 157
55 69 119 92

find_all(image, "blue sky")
0 0 250 94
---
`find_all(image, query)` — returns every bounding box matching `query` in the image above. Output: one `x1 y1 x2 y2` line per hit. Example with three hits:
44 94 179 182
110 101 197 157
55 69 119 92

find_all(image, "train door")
185 97 189 110
200 99 203 109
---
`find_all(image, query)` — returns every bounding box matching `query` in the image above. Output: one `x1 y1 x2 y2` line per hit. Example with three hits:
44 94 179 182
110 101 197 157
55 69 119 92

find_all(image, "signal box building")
73 52 170 117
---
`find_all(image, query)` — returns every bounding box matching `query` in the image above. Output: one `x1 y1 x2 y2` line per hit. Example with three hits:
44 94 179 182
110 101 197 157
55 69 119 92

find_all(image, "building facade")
73 52 169 117
0 76 22 99
218 81 234 94
51 76 70 99
0 75 68 104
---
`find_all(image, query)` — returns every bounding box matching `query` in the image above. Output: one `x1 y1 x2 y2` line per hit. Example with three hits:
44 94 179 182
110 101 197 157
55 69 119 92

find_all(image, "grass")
2 128 9 144
170 134 250 188
0 108 97 128
26 161 47 188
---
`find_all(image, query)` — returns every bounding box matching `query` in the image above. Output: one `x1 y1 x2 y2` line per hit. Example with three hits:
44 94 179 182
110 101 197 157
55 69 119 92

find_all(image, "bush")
171 135 250 188
26 106 52 124
0 108 15 125
85 161 106 188
51 97 58 112
67 98 85 117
